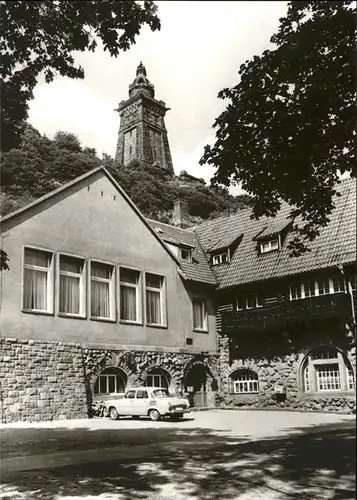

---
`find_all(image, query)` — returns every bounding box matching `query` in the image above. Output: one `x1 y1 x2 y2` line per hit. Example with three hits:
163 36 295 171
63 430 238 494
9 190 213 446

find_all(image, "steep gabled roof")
3 166 354 290
1 166 181 267
195 178 356 289
147 220 216 286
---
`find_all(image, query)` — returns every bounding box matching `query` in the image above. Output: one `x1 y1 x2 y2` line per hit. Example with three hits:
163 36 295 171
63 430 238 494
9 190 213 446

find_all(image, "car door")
119 389 136 415
134 389 149 416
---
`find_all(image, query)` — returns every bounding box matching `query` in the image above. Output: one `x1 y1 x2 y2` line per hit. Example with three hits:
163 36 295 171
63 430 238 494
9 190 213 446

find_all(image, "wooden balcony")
221 293 352 332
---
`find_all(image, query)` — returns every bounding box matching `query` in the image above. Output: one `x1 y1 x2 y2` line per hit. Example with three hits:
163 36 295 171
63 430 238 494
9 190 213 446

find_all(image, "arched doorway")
184 363 216 408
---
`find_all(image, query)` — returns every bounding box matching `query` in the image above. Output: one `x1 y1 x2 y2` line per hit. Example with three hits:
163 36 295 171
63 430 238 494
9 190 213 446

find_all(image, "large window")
236 294 263 310
192 298 207 331
290 276 345 300
94 368 127 396
145 273 166 326
302 347 355 393
229 370 259 394
91 261 115 320
145 369 170 389
23 247 54 313
120 267 141 323
59 254 86 316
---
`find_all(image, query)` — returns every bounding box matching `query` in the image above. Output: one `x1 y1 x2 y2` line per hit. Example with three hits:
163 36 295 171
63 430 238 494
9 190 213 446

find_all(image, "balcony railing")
222 293 352 332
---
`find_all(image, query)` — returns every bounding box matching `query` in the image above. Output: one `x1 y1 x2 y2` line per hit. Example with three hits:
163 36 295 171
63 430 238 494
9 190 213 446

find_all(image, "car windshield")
152 389 170 397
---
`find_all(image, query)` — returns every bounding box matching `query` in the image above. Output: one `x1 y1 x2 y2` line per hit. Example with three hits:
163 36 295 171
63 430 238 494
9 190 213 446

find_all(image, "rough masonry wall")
0 338 88 423
217 327 356 413
83 348 219 400
123 128 137 165
0 338 219 423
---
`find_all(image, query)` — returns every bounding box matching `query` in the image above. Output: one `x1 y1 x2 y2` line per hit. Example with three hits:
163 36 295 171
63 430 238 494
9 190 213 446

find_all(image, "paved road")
0 410 355 500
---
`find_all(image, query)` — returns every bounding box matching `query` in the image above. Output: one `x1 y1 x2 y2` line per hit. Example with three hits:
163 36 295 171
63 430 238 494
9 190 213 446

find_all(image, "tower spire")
114 63 174 174
136 61 147 76
129 61 154 99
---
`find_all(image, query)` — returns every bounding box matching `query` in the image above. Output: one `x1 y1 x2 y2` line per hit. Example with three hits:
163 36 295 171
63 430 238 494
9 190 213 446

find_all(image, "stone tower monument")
115 62 174 174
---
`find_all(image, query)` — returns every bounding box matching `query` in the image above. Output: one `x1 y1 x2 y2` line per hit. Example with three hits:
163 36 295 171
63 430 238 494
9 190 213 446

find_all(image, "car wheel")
149 409 161 421
109 407 119 420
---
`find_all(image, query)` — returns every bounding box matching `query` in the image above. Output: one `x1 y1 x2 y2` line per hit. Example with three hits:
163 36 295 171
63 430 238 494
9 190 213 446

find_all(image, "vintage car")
104 386 190 421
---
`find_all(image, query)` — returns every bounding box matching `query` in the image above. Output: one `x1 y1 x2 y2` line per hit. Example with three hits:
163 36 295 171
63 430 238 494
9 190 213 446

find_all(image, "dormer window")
180 248 192 262
212 251 229 266
255 219 291 254
260 238 279 254
166 243 192 262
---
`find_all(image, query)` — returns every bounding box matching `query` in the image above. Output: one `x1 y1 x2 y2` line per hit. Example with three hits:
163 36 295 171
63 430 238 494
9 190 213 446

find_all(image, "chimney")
173 200 189 228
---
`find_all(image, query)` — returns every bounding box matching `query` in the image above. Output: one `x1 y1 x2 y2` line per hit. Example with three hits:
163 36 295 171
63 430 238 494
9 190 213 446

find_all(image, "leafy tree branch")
0 1 161 151
200 0 356 253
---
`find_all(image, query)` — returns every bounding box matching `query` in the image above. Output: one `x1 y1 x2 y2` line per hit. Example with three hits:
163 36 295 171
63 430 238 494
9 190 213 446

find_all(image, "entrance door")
184 364 209 408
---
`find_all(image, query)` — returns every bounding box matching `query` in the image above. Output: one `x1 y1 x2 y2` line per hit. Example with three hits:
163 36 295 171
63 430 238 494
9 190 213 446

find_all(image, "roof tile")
194 178 356 289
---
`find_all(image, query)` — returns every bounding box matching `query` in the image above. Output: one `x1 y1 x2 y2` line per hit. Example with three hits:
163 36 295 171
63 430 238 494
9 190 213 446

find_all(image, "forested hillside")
0 125 252 222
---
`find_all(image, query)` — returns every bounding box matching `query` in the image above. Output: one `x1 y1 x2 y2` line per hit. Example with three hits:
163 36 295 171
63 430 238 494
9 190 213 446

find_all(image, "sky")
28 1 289 193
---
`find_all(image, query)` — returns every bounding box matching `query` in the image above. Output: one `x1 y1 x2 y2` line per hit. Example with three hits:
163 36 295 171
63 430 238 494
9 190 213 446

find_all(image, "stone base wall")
217 328 356 414
3 328 354 423
0 338 88 424
0 338 219 423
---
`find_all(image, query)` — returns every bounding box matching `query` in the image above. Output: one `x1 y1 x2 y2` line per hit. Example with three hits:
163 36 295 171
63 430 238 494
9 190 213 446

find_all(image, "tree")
0 1 160 151
0 125 101 209
108 160 177 219
1 125 253 220
200 1 356 253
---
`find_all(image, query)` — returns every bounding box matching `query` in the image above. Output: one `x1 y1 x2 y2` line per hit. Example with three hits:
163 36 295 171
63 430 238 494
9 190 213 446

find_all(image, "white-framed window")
301 347 355 393
58 253 86 316
212 251 229 265
94 368 127 396
192 298 207 331
303 280 316 298
90 261 116 320
318 278 330 295
145 370 170 389
347 367 355 390
332 277 345 293
290 276 346 300
23 246 54 313
229 369 259 394
119 267 142 323
260 238 279 254
145 272 166 326
237 294 263 310
290 283 302 300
